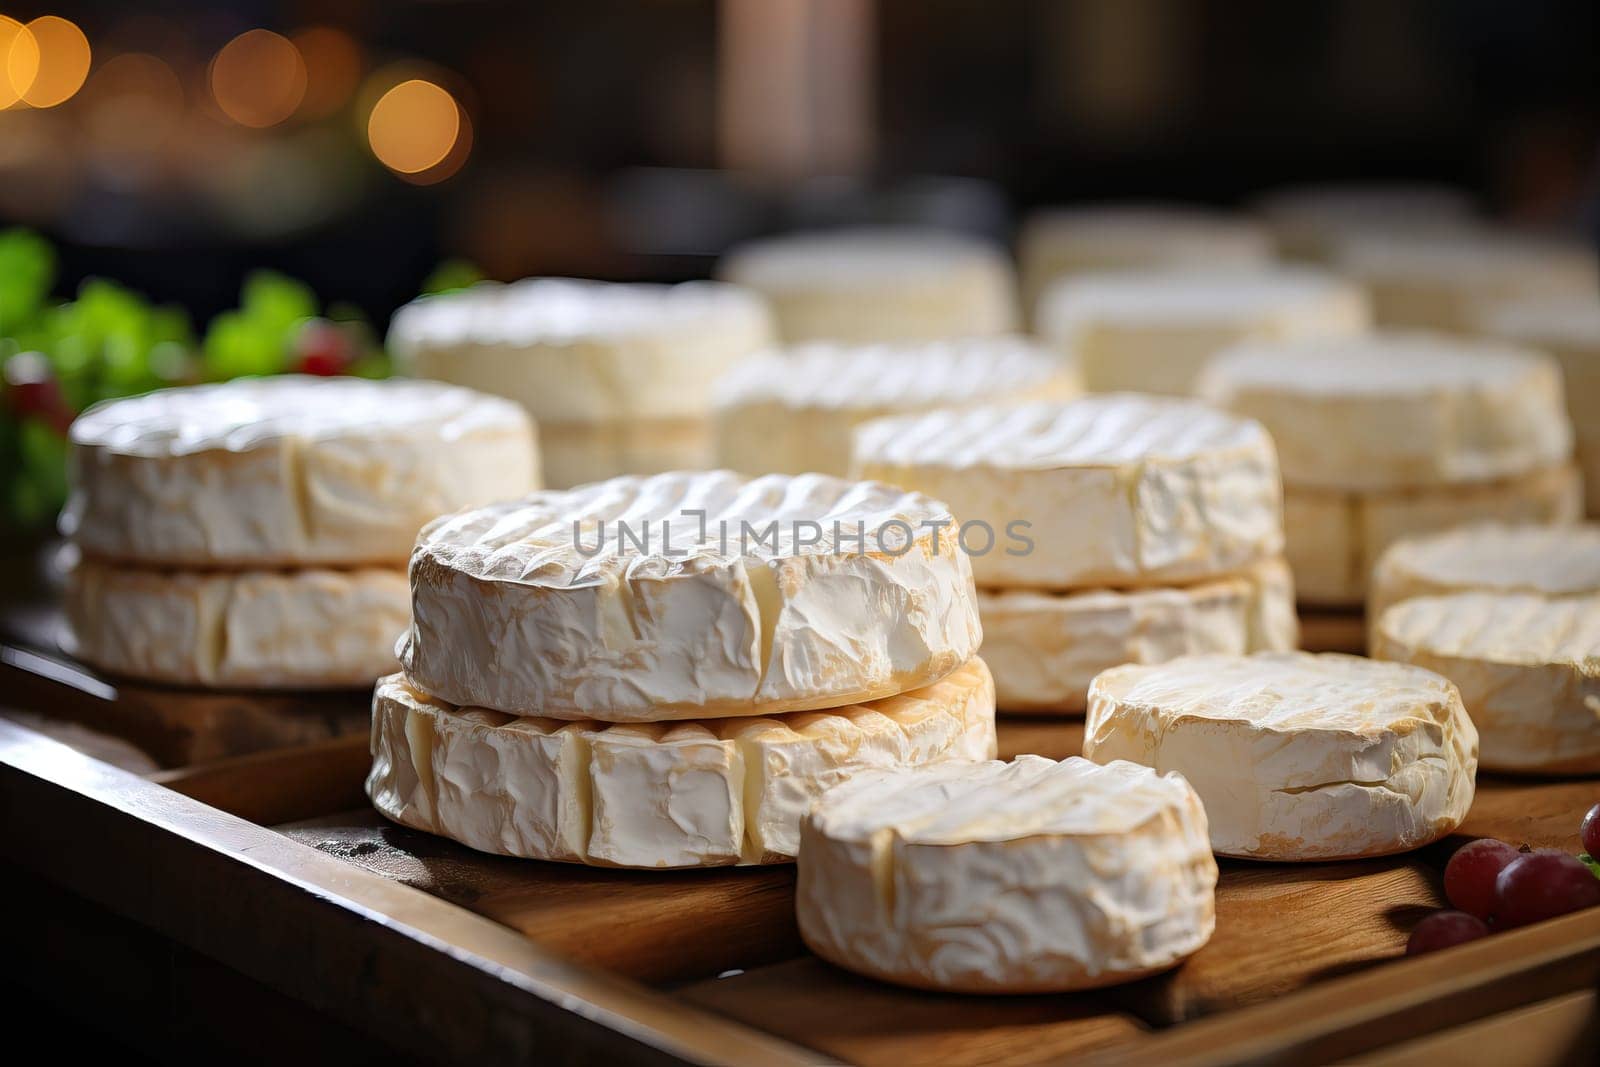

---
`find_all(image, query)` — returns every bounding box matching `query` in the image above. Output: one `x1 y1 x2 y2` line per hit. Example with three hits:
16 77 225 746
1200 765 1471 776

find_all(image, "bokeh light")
210 29 306 128
17 16 89 108
367 78 466 181
82 52 185 172
0 16 39 109
292 26 362 119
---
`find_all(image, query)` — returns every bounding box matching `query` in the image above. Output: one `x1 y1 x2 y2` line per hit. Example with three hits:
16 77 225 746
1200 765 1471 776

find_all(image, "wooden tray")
4 713 1597 1066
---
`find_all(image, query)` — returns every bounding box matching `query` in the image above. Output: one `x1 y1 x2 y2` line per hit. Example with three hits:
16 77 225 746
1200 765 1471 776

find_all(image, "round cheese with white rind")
367 657 997 868
65 557 409 688
713 337 1079 477
717 227 1018 343
1373 594 1600 775
1370 523 1600 620
65 376 537 567
851 395 1284 590
1038 267 1368 394
795 755 1217 993
1198 332 1572 491
1084 651 1478 861
979 558 1297 713
1252 183 1476 260
400 470 983 720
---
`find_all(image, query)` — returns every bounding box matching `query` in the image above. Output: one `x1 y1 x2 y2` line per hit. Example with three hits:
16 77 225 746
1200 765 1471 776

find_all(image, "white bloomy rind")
852 395 1284 589
1084 651 1478 861
400 470 984 720
65 375 538 567
367 658 997 868
795 755 1217 994
1369 522 1600 620
1373 593 1600 775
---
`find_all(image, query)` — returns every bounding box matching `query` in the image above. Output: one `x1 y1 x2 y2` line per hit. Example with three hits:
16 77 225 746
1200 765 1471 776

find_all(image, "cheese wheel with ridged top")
1370 522 1600 620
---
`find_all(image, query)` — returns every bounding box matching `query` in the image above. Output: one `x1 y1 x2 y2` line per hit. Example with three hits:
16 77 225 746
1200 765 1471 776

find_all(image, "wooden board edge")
0 720 826 1067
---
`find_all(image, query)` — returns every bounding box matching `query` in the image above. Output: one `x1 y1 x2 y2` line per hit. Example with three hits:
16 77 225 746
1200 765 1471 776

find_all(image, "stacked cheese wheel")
852 395 1298 713
367 469 998 868
62 376 538 688
717 227 1018 344
1370 523 1600 774
387 278 774 489
1037 267 1369 394
711 336 1080 477
1199 333 1582 606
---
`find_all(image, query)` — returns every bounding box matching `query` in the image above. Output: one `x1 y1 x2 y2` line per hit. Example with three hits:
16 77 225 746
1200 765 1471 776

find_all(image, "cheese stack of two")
852 395 1298 714
388 279 774 489
367 470 998 869
62 377 538 689
1199 333 1583 606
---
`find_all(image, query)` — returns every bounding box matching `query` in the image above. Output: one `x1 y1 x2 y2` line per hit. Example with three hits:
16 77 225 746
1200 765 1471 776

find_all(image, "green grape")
0 228 56 334
241 270 317 333
204 310 287 380
422 259 484 295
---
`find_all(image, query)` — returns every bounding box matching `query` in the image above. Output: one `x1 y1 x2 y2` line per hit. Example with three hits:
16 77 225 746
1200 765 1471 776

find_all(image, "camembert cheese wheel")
851 396 1284 590
1284 464 1583 605
401 470 983 720
1084 651 1478 860
1037 267 1368 394
1370 523 1600 621
712 337 1079 477
795 755 1217 993
1373 594 1600 775
65 376 537 567
1198 332 1572 491
65 557 409 688
979 558 1297 713
1251 183 1475 260
717 227 1018 343
368 658 998 867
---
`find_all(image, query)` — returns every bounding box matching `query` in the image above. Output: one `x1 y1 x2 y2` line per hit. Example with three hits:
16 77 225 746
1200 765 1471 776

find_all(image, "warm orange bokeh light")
18 16 90 108
210 28 306 128
0 16 39 109
292 26 362 119
367 78 462 177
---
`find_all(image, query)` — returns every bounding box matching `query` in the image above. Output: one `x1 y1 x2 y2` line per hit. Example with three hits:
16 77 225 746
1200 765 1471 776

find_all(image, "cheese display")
388 278 774 487
1331 228 1599 333
795 755 1217 993
1252 183 1476 260
1285 466 1584 605
1037 267 1368 394
65 557 410 688
977 559 1297 713
712 337 1079 477
367 658 997 867
717 227 1018 343
1373 594 1600 775
1084 651 1478 860
1197 333 1572 491
1017 205 1271 323
64 375 538 566
1475 296 1600 516
852 396 1284 590
1370 523 1600 621
401 470 983 720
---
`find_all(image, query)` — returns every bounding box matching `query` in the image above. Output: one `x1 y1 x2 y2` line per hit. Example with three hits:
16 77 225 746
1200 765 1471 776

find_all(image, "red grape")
1492 849 1600 929
1406 910 1490 956
295 320 354 376
1443 838 1520 920
1582 803 1600 859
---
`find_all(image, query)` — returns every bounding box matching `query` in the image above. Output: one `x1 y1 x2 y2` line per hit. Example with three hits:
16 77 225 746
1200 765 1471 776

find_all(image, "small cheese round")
713 337 1079 477
1018 206 1272 321
851 395 1284 590
795 755 1217 993
1370 523 1600 620
65 376 537 567
1251 183 1475 260
979 558 1297 713
401 470 983 720
1084 651 1479 861
368 657 998 868
1038 267 1368 394
1199 332 1573 491
1332 228 1599 333
65 557 409 688
1284 464 1583 605
1374 594 1600 775
388 278 774 487
717 227 1018 343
